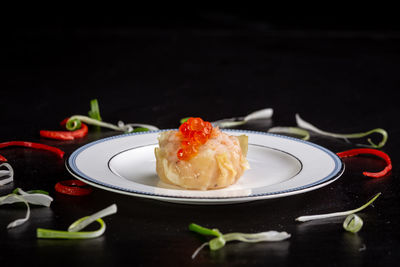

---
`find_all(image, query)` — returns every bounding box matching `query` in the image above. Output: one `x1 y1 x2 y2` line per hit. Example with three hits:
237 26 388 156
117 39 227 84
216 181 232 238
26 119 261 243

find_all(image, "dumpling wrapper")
155 129 249 190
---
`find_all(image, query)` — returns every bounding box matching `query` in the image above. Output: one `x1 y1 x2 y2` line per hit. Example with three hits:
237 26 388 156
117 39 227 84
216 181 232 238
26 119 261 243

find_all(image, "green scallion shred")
189 223 290 259
343 214 363 233
88 99 102 121
37 204 117 239
37 218 105 239
66 115 158 133
189 223 222 237
180 117 190 124
66 118 82 131
131 127 149 133
296 114 388 148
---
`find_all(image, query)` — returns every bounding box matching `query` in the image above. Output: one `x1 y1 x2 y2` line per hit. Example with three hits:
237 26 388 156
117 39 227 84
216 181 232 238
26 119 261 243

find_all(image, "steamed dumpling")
155 127 249 190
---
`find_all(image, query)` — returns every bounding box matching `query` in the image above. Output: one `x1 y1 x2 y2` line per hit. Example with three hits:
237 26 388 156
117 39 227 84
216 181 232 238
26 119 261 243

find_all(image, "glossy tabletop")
1 13 400 266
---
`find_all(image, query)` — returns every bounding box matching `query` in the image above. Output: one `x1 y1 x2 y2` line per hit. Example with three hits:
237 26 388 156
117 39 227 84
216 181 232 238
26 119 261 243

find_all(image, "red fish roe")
177 117 213 160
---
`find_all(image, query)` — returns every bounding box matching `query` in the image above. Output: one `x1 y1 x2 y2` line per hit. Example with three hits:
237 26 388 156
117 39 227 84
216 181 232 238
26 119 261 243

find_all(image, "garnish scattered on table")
55 179 93 196
343 214 364 233
40 119 89 140
0 141 65 160
37 204 117 239
337 148 392 178
203 108 273 128
0 141 64 186
295 114 388 148
295 192 381 223
0 188 53 229
269 114 388 148
40 99 158 141
189 223 290 259
0 162 14 186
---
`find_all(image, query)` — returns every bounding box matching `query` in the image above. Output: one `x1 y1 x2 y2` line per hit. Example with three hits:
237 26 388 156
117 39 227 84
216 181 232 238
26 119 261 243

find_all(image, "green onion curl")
295 192 381 222
296 114 388 148
37 204 117 239
189 223 290 259
343 214 363 233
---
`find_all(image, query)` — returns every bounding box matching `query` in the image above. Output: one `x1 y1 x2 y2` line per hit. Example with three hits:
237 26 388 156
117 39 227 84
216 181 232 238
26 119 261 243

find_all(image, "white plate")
66 130 344 204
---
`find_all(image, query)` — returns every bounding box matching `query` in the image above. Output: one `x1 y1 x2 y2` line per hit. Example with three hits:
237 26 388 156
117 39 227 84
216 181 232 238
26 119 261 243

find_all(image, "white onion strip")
0 163 14 186
296 193 381 222
296 114 388 148
0 188 53 229
212 108 273 128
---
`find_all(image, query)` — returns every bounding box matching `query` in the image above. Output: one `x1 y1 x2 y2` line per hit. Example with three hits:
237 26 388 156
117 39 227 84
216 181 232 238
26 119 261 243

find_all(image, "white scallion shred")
222 231 291 243
191 227 290 259
37 204 117 239
0 188 53 229
212 108 273 128
296 114 388 148
68 204 117 232
295 193 381 222
0 162 14 186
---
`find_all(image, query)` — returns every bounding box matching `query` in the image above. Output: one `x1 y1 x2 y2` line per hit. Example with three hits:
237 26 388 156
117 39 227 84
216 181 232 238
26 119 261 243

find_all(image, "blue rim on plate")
66 130 344 204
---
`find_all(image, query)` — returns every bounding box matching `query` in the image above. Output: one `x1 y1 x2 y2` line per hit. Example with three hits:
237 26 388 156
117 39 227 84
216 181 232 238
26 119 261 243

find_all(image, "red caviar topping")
177 117 213 161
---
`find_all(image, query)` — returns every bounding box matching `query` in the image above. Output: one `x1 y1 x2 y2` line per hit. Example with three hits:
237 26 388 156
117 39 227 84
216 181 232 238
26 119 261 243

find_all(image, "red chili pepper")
40 123 88 141
59 118 70 126
55 179 93 196
0 154 7 162
337 148 392 178
0 141 64 160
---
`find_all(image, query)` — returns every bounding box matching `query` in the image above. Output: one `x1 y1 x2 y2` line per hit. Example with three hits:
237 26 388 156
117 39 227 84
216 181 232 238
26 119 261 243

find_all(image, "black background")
1 9 400 266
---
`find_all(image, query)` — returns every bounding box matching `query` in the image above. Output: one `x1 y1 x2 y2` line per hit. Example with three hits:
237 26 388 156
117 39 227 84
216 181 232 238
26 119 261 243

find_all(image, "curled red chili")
0 154 7 162
0 141 65 161
337 148 392 178
55 179 93 196
40 123 88 140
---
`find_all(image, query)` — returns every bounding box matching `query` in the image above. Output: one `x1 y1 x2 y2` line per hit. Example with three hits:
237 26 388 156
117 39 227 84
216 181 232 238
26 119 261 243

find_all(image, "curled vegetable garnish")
66 115 158 133
55 179 93 196
40 122 89 140
295 192 381 222
296 114 388 148
0 188 53 229
88 99 102 122
0 162 14 186
189 223 290 259
0 141 64 159
337 148 392 178
211 108 273 128
268 127 310 140
343 214 363 233
37 204 117 239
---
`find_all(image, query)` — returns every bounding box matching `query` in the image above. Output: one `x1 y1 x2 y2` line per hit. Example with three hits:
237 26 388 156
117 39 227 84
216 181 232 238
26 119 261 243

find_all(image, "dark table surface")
1 13 400 266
